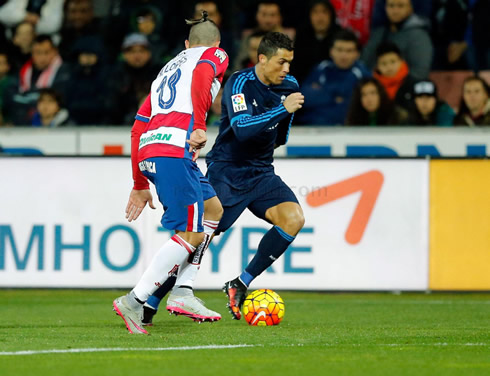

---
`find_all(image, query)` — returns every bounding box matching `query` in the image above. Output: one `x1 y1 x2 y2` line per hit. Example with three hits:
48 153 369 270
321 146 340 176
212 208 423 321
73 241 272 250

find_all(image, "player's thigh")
247 175 303 234
145 157 205 233
196 165 223 220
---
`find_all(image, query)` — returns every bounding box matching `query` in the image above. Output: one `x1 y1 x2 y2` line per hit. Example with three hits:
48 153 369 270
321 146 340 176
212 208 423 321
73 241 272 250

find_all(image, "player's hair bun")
185 10 209 25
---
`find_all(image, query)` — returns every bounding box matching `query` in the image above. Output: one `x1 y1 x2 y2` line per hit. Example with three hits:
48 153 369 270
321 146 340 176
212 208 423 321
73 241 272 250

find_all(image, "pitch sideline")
0 344 256 356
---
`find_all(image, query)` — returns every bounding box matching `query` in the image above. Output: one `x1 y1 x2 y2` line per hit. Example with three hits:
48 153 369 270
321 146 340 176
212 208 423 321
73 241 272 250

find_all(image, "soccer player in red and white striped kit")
113 11 229 334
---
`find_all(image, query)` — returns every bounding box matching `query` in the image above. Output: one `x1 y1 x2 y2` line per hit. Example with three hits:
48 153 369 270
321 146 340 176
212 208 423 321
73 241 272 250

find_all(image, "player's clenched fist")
283 92 305 113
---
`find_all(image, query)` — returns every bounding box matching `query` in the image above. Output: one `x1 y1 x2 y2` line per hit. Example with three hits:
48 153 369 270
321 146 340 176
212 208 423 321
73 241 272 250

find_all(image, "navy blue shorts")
141 157 216 232
206 162 298 234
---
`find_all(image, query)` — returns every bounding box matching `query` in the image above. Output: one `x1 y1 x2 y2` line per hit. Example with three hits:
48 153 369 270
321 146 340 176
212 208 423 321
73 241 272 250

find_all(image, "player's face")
330 40 359 70
463 80 489 113
377 52 402 77
415 95 436 116
361 82 380 113
310 3 331 34
261 48 293 85
386 0 412 24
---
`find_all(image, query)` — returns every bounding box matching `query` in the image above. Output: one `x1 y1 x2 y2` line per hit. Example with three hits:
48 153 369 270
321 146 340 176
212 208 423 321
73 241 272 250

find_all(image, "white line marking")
0 344 255 356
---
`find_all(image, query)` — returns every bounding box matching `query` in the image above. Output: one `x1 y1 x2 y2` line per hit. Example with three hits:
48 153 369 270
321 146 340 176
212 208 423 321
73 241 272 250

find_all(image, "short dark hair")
376 42 402 61
331 29 360 51
257 32 293 59
33 34 55 47
38 88 63 106
257 0 281 11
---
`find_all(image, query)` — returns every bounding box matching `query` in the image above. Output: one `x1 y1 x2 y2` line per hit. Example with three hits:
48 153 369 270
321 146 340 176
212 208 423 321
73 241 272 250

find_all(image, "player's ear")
258 54 267 65
185 39 190 49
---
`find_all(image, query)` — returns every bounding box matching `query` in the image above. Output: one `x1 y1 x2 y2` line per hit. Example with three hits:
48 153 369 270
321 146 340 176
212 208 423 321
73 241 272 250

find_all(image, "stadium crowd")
0 0 489 127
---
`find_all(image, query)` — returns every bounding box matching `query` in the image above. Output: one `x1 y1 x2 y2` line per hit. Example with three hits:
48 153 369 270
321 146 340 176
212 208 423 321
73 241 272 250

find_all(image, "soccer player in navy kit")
141 32 305 324
207 32 305 320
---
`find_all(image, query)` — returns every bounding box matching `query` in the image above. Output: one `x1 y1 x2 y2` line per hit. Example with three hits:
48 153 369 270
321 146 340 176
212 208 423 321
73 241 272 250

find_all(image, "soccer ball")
242 289 285 326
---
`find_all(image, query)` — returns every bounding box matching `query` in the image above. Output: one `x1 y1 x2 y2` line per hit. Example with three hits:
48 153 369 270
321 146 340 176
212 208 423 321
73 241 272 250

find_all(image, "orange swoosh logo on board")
306 170 384 245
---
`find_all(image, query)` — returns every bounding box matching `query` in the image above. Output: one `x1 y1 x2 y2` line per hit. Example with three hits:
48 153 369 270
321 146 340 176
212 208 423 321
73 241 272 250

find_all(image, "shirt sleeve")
224 76 290 142
131 95 151 190
191 47 229 131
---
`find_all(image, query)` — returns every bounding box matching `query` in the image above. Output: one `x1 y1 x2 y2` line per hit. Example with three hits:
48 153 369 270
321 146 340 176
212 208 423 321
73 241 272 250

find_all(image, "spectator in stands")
291 0 341 84
297 29 370 125
453 76 490 126
193 1 236 66
3 34 70 125
361 0 433 80
430 0 469 70
234 30 266 71
373 42 417 110
64 36 109 125
31 88 71 127
0 0 64 37
0 51 15 126
235 1 295 70
371 0 432 28
330 0 375 46
408 79 455 126
104 1 174 63
7 21 36 73
132 7 168 64
346 77 409 126
58 0 104 63
107 33 160 125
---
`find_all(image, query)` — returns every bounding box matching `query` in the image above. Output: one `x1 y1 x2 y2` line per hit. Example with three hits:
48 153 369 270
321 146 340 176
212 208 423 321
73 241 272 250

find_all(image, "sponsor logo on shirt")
231 93 247 112
139 132 173 147
214 49 227 63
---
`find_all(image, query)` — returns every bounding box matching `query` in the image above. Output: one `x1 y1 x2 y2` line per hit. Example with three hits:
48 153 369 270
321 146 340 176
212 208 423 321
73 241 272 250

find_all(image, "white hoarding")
0 158 428 290
1 126 489 157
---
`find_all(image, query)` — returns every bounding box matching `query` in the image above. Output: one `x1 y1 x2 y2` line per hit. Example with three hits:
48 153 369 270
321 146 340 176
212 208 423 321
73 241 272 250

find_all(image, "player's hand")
125 189 156 222
283 92 305 113
187 129 207 160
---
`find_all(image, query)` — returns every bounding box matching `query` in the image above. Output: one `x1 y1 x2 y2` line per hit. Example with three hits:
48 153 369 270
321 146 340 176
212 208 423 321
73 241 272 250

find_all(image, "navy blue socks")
240 226 295 287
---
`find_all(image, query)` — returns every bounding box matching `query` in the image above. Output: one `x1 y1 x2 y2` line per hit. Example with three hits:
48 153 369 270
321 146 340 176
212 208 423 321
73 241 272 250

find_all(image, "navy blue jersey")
206 67 299 168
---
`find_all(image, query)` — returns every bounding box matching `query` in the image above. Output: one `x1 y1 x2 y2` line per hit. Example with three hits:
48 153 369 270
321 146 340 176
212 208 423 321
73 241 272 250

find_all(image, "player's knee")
205 197 224 221
280 210 305 235
181 231 206 247
290 211 305 233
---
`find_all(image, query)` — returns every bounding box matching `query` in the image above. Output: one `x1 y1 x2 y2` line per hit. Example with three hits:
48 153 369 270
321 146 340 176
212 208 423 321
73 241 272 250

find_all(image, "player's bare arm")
125 188 156 222
283 92 304 113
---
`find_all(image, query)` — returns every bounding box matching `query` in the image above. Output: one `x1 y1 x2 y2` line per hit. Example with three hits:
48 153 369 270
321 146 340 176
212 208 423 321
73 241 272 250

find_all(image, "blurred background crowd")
0 0 489 128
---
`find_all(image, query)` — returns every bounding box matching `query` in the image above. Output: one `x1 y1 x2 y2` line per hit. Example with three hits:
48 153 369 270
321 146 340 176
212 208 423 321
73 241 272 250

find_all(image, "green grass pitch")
0 290 489 376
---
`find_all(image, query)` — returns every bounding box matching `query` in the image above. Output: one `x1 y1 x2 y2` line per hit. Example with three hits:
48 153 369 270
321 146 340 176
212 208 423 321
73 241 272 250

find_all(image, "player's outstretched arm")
125 189 156 222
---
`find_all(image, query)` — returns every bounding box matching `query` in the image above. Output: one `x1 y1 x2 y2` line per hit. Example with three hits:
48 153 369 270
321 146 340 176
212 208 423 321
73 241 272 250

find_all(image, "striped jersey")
206 66 298 167
135 46 228 161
